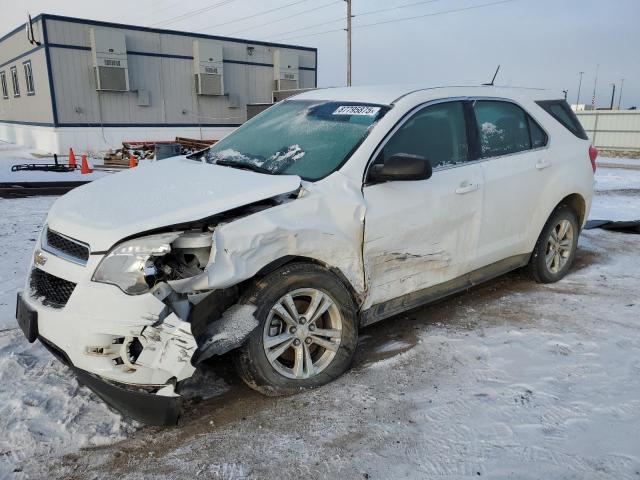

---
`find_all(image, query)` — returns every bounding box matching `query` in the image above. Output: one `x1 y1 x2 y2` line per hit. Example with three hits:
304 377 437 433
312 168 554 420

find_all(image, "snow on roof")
293 84 563 106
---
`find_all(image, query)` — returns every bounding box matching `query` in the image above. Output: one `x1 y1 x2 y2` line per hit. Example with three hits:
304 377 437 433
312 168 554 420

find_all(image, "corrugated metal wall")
45 17 317 127
0 18 54 125
576 111 640 151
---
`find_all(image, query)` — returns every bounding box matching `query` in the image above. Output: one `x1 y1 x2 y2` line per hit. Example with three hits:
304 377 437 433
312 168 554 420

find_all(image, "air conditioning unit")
193 40 224 96
273 50 299 92
90 28 129 91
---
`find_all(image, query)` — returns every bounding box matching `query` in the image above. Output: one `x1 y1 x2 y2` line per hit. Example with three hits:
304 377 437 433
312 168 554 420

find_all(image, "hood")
47 157 301 251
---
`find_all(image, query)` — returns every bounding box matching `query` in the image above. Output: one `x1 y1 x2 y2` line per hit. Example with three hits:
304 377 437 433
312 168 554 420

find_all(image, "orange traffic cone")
80 154 92 174
68 148 77 169
129 155 136 168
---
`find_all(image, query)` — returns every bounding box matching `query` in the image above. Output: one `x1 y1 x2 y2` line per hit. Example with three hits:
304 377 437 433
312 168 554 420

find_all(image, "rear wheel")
527 206 579 283
236 263 358 396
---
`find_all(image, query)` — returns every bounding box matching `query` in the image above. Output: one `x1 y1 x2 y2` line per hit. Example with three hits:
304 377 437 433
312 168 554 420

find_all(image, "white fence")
576 111 640 151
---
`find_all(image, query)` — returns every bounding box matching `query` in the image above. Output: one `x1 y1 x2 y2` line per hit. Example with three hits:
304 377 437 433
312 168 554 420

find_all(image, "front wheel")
527 206 580 283
236 263 358 396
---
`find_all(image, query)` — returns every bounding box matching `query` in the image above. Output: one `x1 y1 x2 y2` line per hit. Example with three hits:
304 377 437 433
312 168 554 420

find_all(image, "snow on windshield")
208 145 306 173
203 100 386 180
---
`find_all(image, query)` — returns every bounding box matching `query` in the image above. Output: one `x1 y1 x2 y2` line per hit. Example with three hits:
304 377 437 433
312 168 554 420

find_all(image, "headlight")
92 233 180 295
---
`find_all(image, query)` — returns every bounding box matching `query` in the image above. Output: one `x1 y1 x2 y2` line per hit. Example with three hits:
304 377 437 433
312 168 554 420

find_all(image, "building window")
10 66 20 97
0 71 7 99
23 61 35 95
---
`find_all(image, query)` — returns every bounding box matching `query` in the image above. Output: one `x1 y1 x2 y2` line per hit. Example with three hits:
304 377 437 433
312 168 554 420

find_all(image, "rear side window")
473 100 532 157
382 101 469 169
536 100 588 140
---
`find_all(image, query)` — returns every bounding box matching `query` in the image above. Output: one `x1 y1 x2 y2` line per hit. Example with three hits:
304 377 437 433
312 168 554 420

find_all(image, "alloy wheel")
545 219 574 274
262 288 342 380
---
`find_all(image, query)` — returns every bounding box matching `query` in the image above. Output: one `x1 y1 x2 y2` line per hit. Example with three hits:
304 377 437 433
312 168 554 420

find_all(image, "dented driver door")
361 100 484 311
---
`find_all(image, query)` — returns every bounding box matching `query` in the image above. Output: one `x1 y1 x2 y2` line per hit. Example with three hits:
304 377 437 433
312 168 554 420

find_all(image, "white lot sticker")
333 105 381 116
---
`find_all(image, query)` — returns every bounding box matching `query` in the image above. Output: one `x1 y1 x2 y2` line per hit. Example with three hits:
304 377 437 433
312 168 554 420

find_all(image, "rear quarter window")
536 100 588 140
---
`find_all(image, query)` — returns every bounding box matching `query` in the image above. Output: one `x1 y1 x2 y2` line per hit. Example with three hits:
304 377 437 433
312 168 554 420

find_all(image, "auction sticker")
333 105 381 116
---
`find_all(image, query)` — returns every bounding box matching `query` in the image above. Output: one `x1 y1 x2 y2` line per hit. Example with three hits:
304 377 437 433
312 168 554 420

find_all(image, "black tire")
235 262 358 396
527 205 580 283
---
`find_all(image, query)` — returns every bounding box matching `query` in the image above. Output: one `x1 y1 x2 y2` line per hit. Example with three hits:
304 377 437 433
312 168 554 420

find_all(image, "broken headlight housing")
92 233 180 295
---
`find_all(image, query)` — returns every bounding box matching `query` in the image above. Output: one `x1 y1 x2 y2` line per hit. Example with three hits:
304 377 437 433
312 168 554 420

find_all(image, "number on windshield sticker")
333 105 381 116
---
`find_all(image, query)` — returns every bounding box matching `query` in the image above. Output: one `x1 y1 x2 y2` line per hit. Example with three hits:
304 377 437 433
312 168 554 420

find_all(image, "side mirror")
369 153 433 183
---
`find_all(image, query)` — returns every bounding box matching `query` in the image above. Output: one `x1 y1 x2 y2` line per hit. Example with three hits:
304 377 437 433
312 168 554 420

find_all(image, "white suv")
16 85 595 425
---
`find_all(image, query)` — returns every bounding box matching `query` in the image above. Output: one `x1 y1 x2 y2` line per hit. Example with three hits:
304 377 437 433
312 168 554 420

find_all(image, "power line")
264 17 343 40
275 0 519 42
356 0 444 20
151 0 236 28
227 1 342 36
267 0 444 40
151 0 235 27
357 0 517 29
126 0 179 19
195 0 314 32
137 0 185 22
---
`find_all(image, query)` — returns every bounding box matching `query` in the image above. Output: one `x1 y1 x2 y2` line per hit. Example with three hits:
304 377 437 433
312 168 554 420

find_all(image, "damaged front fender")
170 172 367 297
152 172 367 370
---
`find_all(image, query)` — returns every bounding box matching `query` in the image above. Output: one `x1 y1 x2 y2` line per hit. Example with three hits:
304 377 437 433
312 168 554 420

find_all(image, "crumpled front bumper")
39 335 182 426
17 249 199 425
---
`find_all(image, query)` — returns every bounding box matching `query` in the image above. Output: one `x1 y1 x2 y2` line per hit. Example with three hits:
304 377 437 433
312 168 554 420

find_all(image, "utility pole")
345 0 352 86
576 71 584 108
591 63 599 109
610 83 616 110
618 78 625 110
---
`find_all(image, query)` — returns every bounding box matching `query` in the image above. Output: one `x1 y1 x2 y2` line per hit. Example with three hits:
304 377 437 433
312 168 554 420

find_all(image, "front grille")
30 268 77 308
43 227 90 264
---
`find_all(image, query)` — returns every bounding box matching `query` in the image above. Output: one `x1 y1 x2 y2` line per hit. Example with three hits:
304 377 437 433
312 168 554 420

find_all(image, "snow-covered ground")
591 166 640 221
0 161 638 479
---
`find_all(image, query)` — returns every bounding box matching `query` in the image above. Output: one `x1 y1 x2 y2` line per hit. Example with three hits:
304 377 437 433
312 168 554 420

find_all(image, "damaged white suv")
16 85 595 425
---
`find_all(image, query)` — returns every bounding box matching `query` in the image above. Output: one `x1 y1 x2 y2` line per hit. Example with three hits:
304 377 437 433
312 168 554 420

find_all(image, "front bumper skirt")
39 335 182 426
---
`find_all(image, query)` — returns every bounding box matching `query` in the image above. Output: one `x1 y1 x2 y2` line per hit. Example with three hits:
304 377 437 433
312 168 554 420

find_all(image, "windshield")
201 100 388 180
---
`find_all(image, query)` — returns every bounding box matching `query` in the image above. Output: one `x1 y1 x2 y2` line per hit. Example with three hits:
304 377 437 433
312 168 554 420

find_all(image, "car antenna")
483 65 500 86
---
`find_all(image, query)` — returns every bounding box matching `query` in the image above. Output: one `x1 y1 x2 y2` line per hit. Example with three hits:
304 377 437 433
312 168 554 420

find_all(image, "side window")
536 100 588 140
10 66 20 97
528 116 548 149
473 100 531 157
23 61 35 95
0 72 7 99
382 101 469 169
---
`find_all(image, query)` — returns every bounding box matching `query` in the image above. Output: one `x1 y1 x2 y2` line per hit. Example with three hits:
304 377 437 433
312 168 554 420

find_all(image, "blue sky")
2 0 639 107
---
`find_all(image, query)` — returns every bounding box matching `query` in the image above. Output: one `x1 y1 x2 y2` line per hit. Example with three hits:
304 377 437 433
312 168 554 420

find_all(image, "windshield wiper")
215 159 274 175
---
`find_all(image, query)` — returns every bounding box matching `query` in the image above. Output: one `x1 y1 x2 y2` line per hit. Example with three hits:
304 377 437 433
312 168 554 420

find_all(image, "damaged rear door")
362 100 484 311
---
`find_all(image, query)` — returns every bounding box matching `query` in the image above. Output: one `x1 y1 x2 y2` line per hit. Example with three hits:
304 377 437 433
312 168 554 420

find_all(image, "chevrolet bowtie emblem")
34 250 48 267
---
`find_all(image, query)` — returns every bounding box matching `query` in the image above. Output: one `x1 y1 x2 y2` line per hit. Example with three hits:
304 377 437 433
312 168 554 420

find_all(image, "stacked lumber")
101 137 218 168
